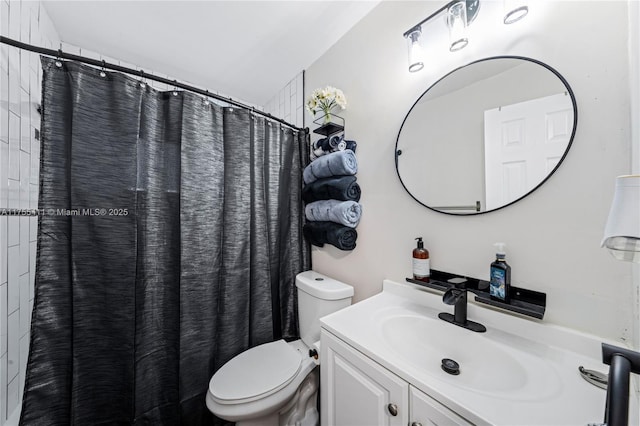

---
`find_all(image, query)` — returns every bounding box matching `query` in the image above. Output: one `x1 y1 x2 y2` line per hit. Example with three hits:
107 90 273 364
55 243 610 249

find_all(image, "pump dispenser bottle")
412 237 430 282
490 242 511 303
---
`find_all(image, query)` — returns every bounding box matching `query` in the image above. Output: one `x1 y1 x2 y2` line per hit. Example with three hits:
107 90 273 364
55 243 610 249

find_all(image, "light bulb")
406 28 424 73
448 1 469 52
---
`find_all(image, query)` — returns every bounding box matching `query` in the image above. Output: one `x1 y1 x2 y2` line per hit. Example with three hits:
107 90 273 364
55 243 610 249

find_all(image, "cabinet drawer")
410 386 474 426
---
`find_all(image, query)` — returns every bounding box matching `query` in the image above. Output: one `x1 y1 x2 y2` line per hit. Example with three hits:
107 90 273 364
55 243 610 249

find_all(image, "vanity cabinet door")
321 329 409 426
410 386 473 426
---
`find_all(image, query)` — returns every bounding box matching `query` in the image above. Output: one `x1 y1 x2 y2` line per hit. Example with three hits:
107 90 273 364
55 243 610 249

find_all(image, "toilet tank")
296 271 354 348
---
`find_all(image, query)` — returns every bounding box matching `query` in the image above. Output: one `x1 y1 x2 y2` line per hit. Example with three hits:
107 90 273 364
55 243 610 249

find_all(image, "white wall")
0 0 59 423
306 0 635 342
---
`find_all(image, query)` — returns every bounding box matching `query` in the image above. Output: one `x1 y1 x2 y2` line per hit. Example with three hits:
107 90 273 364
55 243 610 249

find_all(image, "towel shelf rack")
312 114 345 137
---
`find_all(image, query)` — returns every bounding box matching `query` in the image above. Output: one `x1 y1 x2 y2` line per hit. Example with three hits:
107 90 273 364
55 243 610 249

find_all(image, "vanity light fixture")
403 0 480 72
503 0 529 24
403 0 530 72
406 27 424 73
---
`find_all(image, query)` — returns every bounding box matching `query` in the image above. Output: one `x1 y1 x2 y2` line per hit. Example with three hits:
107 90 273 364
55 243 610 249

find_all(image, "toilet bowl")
206 340 317 425
206 271 353 426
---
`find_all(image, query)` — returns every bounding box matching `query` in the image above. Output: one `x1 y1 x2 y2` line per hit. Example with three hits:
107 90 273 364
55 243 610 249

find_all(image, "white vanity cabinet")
321 329 471 426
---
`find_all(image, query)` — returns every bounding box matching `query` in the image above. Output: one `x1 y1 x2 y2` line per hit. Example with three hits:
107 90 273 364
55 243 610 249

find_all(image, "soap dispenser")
490 242 511 303
412 237 430 283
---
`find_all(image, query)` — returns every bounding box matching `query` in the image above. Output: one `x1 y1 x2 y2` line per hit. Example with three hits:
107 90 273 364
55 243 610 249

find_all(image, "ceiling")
42 1 380 106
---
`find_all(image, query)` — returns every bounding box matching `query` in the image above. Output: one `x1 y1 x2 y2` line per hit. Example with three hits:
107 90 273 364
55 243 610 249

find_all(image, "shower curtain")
20 57 311 425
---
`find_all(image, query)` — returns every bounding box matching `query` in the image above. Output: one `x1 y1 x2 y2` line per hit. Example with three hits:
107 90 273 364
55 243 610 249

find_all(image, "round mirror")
395 56 577 215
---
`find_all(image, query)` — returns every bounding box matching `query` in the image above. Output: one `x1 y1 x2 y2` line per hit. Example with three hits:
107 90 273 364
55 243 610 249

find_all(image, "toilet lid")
209 339 302 403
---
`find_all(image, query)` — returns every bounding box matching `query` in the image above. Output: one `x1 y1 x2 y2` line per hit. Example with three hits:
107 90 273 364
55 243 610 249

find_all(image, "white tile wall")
5 376 17 423
0 355 6 424
6 312 17 385
264 71 305 128
0 1 60 423
0 220 5 284
0 285 6 356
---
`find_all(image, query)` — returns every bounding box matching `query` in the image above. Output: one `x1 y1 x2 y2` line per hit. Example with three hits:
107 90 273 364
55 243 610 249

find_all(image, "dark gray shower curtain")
20 57 311 425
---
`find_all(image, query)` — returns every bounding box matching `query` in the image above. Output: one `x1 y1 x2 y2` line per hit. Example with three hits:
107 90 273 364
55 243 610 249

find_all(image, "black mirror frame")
394 55 578 216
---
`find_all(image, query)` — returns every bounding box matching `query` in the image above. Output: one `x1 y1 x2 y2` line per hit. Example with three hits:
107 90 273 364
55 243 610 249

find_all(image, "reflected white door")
484 93 573 210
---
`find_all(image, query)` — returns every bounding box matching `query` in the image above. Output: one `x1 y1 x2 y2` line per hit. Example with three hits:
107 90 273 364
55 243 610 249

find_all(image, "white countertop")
320 279 639 426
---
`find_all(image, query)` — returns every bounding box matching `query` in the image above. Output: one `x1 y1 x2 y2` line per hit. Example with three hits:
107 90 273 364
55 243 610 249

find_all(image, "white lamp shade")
602 175 640 262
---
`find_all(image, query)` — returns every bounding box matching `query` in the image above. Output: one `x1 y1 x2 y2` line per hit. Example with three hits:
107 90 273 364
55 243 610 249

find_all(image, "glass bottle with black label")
490 242 511 303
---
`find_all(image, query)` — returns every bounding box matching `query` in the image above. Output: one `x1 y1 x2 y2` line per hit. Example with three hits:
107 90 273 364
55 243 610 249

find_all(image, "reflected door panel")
484 92 573 210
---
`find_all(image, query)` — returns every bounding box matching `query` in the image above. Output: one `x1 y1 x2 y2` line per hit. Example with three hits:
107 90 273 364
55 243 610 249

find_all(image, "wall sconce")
503 0 529 24
403 0 529 72
598 174 640 426
406 27 424 73
602 175 640 262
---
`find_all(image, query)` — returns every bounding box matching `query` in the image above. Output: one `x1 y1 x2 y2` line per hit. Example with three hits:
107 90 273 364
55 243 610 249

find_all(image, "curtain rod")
0 36 307 133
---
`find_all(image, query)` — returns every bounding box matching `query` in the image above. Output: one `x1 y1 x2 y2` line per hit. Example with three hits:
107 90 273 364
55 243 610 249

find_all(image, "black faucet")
600 343 640 426
438 287 486 333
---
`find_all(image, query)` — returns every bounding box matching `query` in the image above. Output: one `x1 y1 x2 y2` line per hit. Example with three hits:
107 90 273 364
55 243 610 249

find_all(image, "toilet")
206 271 354 426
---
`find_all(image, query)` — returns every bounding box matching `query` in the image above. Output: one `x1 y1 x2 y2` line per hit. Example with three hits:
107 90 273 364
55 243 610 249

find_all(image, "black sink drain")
441 358 460 375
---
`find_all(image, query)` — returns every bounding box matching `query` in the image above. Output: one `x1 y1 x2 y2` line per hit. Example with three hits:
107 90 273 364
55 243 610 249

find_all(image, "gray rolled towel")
305 200 362 228
303 149 357 184
302 176 361 203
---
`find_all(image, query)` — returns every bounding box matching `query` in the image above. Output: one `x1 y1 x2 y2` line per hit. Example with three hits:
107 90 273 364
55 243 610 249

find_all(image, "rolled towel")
305 200 362 228
328 134 342 149
303 149 358 184
309 137 358 161
344 140 357 153
303 221 357 251
302 175 361 203
314 138 327 150
310 147 325 162
316 134 343 152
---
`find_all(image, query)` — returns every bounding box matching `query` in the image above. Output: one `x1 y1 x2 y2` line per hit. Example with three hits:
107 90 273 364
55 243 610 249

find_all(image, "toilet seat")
209 340 302 404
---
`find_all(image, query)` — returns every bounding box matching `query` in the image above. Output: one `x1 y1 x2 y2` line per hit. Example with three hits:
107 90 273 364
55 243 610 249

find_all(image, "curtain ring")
172 80 179 97
203 90 210 106
55 48 63 68
139 69 146 88
99 60 106 78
